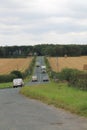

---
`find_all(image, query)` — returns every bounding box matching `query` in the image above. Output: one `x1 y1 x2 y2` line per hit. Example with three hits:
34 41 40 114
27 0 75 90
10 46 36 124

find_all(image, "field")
0 57 33 74
47 56 87 72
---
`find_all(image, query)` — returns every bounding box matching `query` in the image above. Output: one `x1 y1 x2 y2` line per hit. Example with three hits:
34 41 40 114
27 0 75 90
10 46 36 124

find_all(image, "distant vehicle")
41 65 46 73
13 78 24 88
36 62 40 67
43 76 49 82
32 75 38 82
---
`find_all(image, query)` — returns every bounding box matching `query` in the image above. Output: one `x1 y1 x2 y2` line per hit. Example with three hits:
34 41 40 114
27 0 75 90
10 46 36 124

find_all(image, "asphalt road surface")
0 88 87 130
26 56 49 85
0 56 87 130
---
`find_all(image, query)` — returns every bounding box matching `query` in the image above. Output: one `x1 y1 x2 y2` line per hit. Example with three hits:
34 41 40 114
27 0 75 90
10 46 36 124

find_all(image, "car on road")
13 78 24 88
36 62 40 67
32 75 38 82
41 65 46 73
43 76 49 82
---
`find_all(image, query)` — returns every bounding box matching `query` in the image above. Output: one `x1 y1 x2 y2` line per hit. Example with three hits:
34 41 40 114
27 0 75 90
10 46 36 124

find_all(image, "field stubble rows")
47 56 87 72
0 57 33 74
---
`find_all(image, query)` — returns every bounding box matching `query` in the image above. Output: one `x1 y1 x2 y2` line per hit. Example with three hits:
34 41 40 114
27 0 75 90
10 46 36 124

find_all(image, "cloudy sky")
0 0 87 46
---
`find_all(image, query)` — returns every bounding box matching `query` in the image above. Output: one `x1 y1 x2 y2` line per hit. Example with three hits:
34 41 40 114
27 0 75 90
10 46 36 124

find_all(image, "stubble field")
47 56 87 72
0 57 33 74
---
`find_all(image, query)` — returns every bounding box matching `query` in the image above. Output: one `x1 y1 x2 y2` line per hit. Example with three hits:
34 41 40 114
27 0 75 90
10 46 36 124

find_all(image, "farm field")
0 57 33 74
47 56 87 72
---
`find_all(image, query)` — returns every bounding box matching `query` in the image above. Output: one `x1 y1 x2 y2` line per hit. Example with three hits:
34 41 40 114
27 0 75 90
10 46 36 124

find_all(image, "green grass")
20 82 87 117
0 82 13 89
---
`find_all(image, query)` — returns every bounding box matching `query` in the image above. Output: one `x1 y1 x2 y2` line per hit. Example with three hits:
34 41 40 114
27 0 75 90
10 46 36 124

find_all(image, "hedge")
0 74 16 83
45 57 87 90
57 68 87 90
22 56 36 78
76 73 87 90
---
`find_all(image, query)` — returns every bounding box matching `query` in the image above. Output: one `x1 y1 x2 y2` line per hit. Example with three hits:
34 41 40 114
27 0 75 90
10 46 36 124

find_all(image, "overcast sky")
0 0 87 46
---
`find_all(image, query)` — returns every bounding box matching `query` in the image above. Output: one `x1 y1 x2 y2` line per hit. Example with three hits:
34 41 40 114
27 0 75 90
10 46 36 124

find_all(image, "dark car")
43 76 49 82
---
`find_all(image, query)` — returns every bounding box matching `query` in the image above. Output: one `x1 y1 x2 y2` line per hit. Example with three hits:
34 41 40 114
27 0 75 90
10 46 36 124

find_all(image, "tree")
11 70 23 78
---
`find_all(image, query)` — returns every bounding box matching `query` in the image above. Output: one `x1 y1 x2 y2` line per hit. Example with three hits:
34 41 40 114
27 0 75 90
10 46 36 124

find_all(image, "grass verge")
0 82 13 89
20 82 87 117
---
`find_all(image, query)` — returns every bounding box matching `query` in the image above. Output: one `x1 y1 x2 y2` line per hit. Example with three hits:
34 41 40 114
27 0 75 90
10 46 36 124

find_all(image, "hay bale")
83 64 87 70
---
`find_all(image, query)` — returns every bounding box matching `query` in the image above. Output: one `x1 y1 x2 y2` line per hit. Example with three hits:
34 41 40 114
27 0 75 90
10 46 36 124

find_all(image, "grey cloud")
0 0 87 45
0 0 23 8
22 21 87 35
67 0 87 19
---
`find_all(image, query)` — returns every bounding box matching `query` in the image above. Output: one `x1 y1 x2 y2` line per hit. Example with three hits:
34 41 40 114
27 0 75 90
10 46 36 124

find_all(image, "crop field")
0 57 33 74
47 56 87 72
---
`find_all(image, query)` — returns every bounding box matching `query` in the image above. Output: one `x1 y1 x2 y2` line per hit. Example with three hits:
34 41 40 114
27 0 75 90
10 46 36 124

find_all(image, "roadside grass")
20 82 87 117
0 82 13 89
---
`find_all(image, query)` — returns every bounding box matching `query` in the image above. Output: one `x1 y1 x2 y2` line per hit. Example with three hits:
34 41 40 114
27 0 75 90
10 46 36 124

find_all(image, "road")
26 56 49 85
0 56 87 130
0 88 87 130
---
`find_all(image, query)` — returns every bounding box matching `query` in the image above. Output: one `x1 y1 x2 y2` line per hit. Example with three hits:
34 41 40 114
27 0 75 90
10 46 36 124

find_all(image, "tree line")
0 44 87 57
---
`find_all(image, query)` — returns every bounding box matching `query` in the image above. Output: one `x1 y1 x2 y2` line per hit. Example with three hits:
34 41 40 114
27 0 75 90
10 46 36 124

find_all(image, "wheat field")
0 57 33 74
47 56 87 72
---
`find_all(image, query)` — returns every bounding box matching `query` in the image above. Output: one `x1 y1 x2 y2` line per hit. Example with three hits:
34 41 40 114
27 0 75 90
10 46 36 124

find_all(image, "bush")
57 68 87 90
0 74 16 83
44 57 52 78
57 68 79 82
76 73 87 90
11 70 23 78
45 56 87 90
22 56 36 78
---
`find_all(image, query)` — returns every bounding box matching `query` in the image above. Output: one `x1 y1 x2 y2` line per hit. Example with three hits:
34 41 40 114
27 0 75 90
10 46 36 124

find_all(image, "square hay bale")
83 64 87 70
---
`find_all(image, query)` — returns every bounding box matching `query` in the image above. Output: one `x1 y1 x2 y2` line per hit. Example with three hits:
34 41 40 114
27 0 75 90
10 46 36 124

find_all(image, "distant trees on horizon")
0 44 87 57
